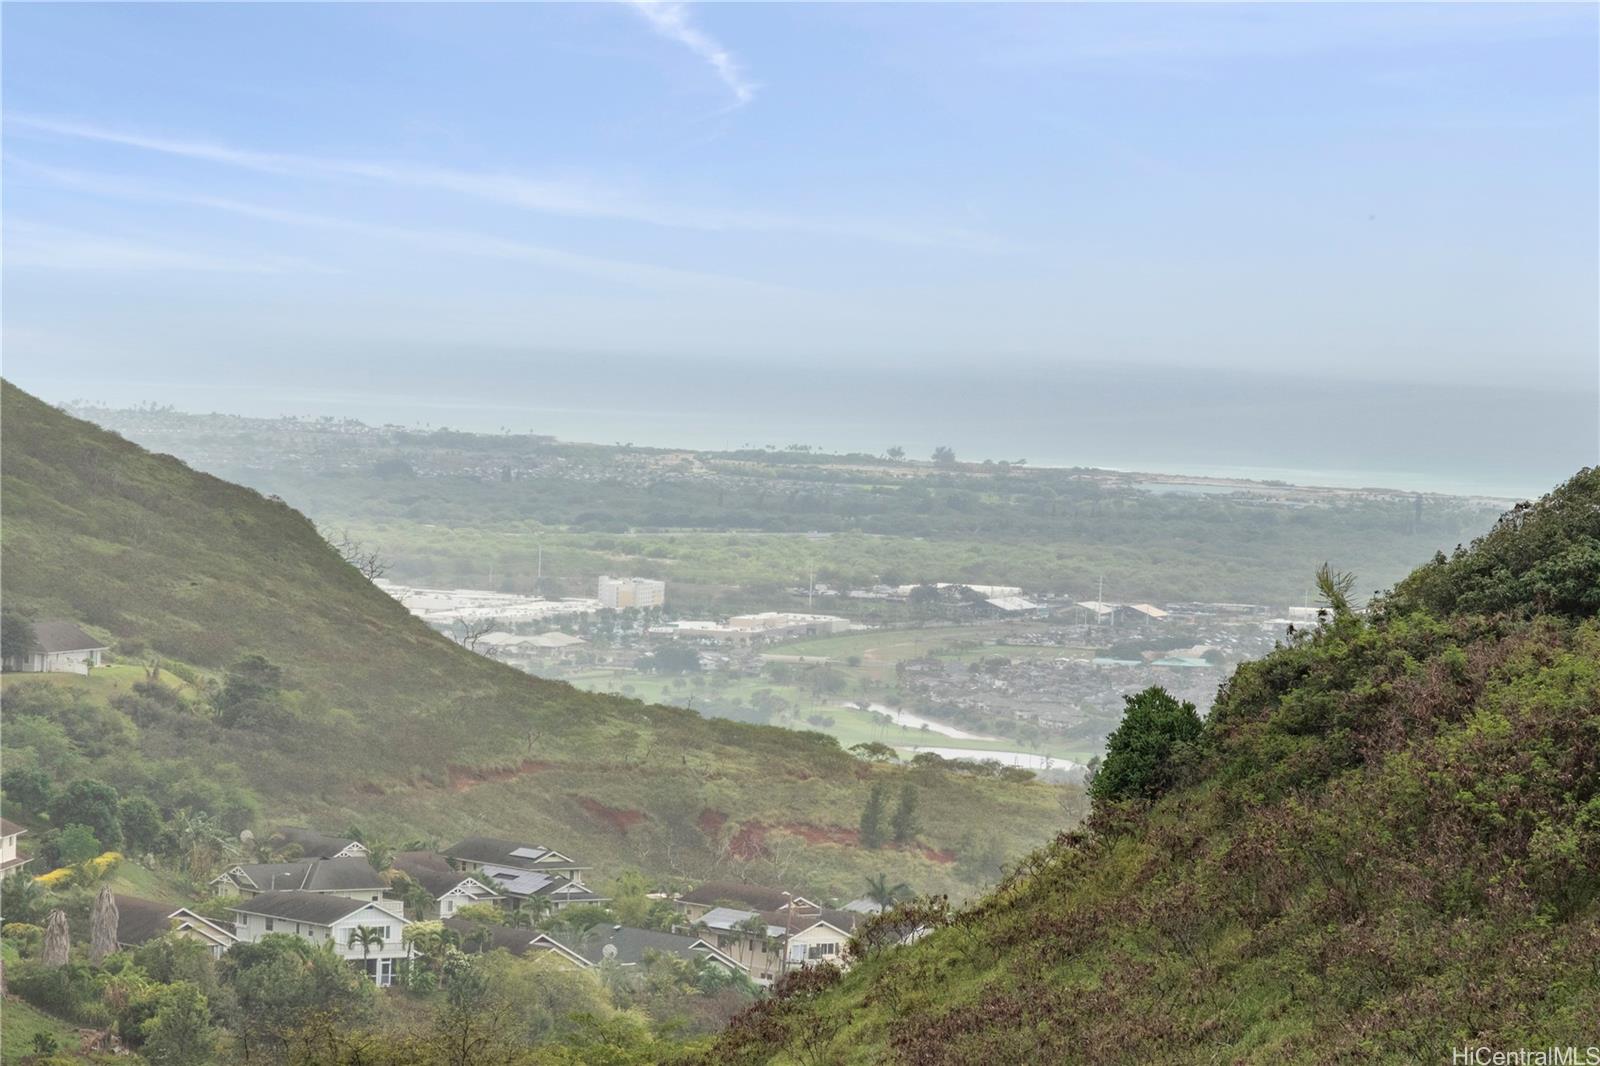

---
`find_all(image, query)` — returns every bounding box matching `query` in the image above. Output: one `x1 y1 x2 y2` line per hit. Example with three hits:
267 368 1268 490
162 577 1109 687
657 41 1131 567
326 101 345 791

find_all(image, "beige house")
115 895 239 959
674 883 858 985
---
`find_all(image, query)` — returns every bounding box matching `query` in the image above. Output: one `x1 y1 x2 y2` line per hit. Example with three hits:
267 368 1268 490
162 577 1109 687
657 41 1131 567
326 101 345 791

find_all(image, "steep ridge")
708 470 1600 1063
0 380 1060 895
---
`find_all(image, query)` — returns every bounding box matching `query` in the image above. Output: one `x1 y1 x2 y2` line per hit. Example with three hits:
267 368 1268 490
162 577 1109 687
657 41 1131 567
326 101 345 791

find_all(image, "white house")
115 895 239 959
6 621 108 675
0 817 31 875
230 891 410 986
392 852 502 919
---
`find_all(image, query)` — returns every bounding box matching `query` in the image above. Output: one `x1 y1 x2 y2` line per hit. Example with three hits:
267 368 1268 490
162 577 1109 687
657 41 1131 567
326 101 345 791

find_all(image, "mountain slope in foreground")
708 469 1600 1063
0 380 1060 896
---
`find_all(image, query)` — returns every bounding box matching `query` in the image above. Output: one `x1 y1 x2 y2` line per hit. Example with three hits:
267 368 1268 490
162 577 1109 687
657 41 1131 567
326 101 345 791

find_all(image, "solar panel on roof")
509 847 548 860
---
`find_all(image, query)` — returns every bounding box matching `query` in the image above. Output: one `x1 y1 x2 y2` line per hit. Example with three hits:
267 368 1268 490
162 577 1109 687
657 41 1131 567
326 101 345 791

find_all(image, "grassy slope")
708 470 1600 1063
0 381 1062 899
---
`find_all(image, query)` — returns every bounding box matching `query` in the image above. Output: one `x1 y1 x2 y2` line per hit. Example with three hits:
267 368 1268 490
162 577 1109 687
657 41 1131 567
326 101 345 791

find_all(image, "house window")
806 943 839 960
237 915 248 927
264 918 274 931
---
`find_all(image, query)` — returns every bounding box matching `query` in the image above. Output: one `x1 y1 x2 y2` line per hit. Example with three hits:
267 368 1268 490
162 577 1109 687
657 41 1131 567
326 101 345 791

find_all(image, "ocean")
12 358 1595 500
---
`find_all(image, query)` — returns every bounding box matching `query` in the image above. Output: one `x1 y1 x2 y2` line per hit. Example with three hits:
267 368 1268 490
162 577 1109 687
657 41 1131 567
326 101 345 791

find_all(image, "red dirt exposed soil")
698 809 729 836
724 820 957 864
444 759 554 791
577 796 647 833
728 821 771 860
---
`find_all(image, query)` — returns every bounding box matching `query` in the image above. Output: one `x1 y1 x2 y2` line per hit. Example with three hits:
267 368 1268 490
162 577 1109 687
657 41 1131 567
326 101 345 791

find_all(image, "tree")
0 608 37 669
347 924 386 962
2 766 54 817
863 873 911 908
120 796 164 856
141 981 218 1066
328 530 389 582
1089 686 1203 804
1315 561 1357 618
932 446 957 467
216 655 289 730
453 618 500 655
90 887 119 964
51 823 104 868
849 741 897 763
885 446 906 461
43 908 70 967
48 779 122 849
859 783 889 849
891 783 920 845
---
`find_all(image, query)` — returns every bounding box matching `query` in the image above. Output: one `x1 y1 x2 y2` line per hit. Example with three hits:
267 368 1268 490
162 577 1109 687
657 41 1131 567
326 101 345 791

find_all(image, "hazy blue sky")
3 2 1597 400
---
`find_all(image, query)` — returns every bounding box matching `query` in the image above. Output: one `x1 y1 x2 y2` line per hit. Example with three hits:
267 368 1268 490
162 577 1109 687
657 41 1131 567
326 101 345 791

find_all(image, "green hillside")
706 470 1600 1063
0 379 1062 898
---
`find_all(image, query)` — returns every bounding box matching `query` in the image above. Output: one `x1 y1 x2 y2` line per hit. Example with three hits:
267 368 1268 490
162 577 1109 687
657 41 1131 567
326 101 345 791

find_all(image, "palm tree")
347 924 385 962
864 873 911 909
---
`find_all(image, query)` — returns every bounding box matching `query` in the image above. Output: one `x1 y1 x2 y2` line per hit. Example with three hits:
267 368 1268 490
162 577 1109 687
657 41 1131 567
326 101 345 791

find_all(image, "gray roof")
219 857 384 893
396 862 496 901
231 890 393 925
271 828 365 859
114 895 178 946
444 837 583 871
0 818 26 837
478 864 605 903
677 882 814 912
540 925 734 968
441 918 539 956
29 621 108 654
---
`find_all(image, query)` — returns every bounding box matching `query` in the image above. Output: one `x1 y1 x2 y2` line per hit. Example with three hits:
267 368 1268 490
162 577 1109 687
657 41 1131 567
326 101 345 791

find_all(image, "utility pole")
536 543 543 598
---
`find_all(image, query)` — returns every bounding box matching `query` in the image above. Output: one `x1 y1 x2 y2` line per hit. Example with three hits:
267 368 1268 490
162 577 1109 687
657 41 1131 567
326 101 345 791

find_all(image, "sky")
2 3 1597 441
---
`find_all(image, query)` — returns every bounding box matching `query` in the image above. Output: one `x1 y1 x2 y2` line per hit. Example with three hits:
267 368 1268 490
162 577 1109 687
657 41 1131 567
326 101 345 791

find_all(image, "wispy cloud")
3 219 333 275
9 161 802 293
627 1 756 107
9 115 1007 251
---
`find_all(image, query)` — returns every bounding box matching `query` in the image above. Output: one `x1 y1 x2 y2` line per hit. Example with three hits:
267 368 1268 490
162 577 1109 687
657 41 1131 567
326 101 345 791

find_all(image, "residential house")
5 621 108 675
210 857 387 903
229 891 409 986
0 817 31 875
443 837 589 881
673 885 857 985
391 852 502 919
441 837 602 912
269 828 369 860
529 925 740 973
114 895 238 959
474 864 608 913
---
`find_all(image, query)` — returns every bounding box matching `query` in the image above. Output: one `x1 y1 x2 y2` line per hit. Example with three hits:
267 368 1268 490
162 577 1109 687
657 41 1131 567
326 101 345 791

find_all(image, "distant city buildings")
597 576 666 610
649 612 852 644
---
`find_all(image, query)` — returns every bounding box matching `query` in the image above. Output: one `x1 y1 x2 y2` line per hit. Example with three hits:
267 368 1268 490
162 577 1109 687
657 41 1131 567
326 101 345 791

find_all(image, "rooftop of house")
230 890 398 926
270 827 367 859
217 857 384 893
395 860 498 901
0 817 27 837
537 925 736 968
114 894 182 947
694 904 860 939
476 864 607 903
676 882 817 913
114 895 236 947
442 917 539 956
27 620 109 654
444 837 583 871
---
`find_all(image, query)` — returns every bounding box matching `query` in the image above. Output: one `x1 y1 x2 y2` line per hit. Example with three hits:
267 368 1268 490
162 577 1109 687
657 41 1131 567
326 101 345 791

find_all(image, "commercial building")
598 576 666 610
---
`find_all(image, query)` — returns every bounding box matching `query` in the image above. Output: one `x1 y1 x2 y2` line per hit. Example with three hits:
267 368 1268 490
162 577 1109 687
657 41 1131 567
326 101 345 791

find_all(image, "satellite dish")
602 944 618 960
240 829 255 843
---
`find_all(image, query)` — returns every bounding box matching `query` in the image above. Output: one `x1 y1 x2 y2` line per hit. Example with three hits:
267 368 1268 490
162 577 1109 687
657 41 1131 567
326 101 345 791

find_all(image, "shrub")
1089 687 1203 804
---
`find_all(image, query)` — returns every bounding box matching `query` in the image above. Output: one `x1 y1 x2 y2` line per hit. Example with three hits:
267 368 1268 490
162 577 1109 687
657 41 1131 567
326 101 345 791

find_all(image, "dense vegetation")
703 469 1600 1063
0 380 1063 901
72 404 1500 608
